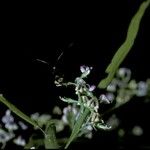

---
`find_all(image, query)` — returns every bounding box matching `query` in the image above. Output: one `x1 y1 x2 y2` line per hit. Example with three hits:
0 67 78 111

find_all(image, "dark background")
0 0 150 149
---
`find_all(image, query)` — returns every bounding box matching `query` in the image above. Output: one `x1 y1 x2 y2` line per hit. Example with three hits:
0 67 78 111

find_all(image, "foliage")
98 0 150 89
0 0 150 149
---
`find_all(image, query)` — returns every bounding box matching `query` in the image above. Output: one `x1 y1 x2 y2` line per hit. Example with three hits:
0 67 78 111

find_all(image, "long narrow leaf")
0 95 44 134
65 108 90 149
98 0 150 89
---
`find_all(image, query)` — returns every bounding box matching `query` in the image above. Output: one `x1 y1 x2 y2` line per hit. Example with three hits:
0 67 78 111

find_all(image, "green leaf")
0 95 44 134
65 108 90 149
98 0 150 89
25 136 44 149
44 121 60 149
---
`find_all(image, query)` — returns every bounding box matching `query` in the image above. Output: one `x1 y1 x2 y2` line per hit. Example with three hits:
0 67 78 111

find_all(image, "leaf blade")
0 95 44 133
98 0 150 89
65 108 90 149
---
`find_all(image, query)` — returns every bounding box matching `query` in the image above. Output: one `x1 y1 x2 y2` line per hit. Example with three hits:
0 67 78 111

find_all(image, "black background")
0 0 150 149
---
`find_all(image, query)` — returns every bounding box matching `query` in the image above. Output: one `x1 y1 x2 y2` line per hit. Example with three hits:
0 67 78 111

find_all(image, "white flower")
99 94 111 104
72 107 78 115
80 65 93 78
52 106 62 115
136 81 148 97
2 110 14 124
5 122 18 131
88 85 96 92
2 109 18 131
13 136 26 146
128 80 137 90
75 77 85 85
117 68 131 80
62 105 79 124
63 105 72 115
86 125 93 131
105 93 115 102
55 120 64 132
80 65 92 73
62 115 68 124
107 83 116 92
62 106 72 124
31 113 40 121
37 114 51 127
0 129 14 143
18 121 28 130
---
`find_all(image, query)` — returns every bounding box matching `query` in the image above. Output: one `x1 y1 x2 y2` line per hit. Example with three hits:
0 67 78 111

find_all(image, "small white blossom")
0 129 15 143
80 65 92 73
5 122 18 131
107 83 116 92
80 65 93 78
62 106 72 124
136 81 148 97
1 109 18 131
86 125 93 131
2 110 14 124
117 68 131 80
31 113 40 121
105 93 115 102
63 105 72 115
18 121 28 130
99 94 111 104
128 80 137 90
62 105 79 124
72 107 78 115
88 85 96 92
55 120 64 132
62 115 68 124
13 136 26 146
53 106 62 115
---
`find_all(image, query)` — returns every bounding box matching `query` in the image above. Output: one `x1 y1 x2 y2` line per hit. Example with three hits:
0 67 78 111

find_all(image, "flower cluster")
106 68 149 106
0 109 27 148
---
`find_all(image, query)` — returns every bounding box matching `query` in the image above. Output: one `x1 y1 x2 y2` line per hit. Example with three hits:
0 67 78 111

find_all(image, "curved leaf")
98 0 150 89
